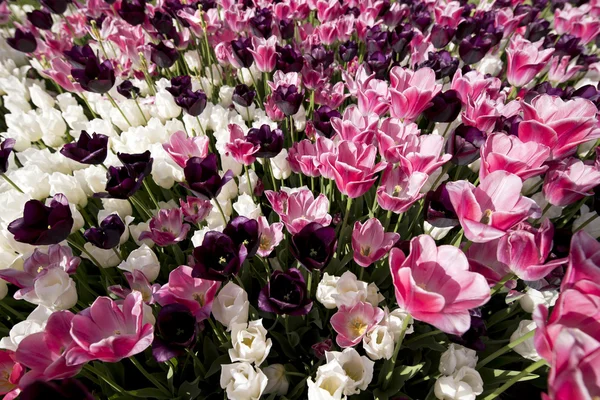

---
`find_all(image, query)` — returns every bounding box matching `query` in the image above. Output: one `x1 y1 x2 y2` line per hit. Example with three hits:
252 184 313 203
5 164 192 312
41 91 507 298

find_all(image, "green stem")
574 213 599 233
1 174 23 193
490 273 516 296
267 159 278 191
0 301 25 320
214 199 228 226
133 97 148 124
245 165 255 201
106 92 132 127
143 180 160 210
79 93 98 119
207 318 228 344
403 329 441 345
130 357 171 397
477 328 536 369
337 197 354 257
482 359 547 400
382 315 413 390
84 365 126 394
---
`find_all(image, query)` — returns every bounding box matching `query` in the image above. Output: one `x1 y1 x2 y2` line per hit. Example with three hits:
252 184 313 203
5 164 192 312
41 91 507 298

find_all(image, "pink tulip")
330 301 384 347
257 217 284 257
247 36 277 72
518 94 600 160
479 132 550 181
506 35 554 87
547 56 584 84
66 292 154 365
265 188 332 234
451 69 502 105
376 165 428 214
179 197 212 225
356 78 390 116
0 350 23 400
389 66 442 121
465 240 513 286
325 140 386 198
397 134 452 176
462 93 520 133
495 8 526 38
16 311 81 385
543 157 600 207
446 171 538 243
561 230 600 292
390 235 490 335
288 139 322 178
163 130 209 168
376 118 421 163
555 4 600 44
330 106 379 145
224 124 260 166
352 218 399 267
108 270 161 304
139 208 191 246
154 265 220 321
433 1 463 28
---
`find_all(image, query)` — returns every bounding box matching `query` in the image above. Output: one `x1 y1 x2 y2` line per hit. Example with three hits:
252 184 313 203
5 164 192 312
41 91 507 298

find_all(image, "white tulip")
439 344 478 376
363 325 395 360
384 308 415 341
212 282 249 330
325 348 374 395
0 306 53 351
220 362 267 400
519 287 558 314
332 271 368 309
118 244 160 282
307 360 349 400
263 364 289 395
229 319 272 366
316 273 339 309
434 367 483 400
18 268 77 310
233 194 261 220
510 320 540 361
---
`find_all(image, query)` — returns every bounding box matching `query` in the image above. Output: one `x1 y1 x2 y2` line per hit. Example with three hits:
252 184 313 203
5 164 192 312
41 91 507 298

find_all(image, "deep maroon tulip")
19 379 94 400
448 309 487 351
8 194 73 246
246 124 284 158
230 37 254 68
249 7 273 38
151 11 175 35
524 19 550 42
366 51 391 79
60 131 108 165
419 50 459 80
192 231 247 281
83 214 125 249
339 41 358 63
278 18 295 40
258 268 313 316
0 138 15 174
312 339 333 359
152 303 197 362
573 85 600 109
290 222 337 271
118 151 153 177
166 75 192 97
150 41 179 68
307 45 334 70
553 34 584 58
98 165 145 199
117 80 139 99
366 26 390 54
275 45 303 73
273 84 303 116
64 44 96 69
7 29 37 53
27 10 53 30
431 24 455 48
459 35 494 65
390 24 414 59
223 216 259 257
514 4 539 26
71 59 115 94
424 183 459 228
175 90 208 116
424 90 462 123
41 0 70 14
446 124 485 165
232 84 256 108
118 0 147 26
183 155 234 200
313 106 340 138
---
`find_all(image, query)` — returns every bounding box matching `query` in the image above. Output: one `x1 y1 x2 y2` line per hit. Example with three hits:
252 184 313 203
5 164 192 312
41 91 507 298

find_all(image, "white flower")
229 319 272 365
0 306 53 351
39 108 67 147
0 190 31 225
362 325 395 360
19 268 77 310
434 367 484 400
424 221 454 240
212 282 249 330
519 287 558 314
183 51 201 72
150 143 184 189
325 348 374 395
221 153 244 176
153 90 181 120
0 280 7 300
238 169 258 196
61 105 88 132
82 242 121 268
8 165 50 200
130 222 154 248
73 165 107 195
86 117 117 138
439 344 478 376
206 198 231 228
220 362 268 400
263 365 289 396
49 173 88 207
476 54 503 76
56 93 78 111
101 199 133 220
510 320 540 361
270 149 292 180
233 194 261 219
29 84 55 109
220 85 234 107
307 360 349 400
118 244 160 282
316 273 340 309
572 205 600 239
366 283 384 307
332 271 368 309
4 93 31 114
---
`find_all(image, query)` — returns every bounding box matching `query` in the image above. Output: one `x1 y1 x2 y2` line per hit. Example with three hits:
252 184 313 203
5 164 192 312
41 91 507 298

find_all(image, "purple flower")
419 50 459 80
98 165 146 199
278 18 295 40
273 84 303 116
118 150 153 177
192 231 247 281
258 268 313 316
311 339 333 359
64 44 96 69
166 75 192 97
175 90 208 116
152 304 197 362
60 131 108 165
524 19 550 42
41 0 70 14
150 41 179 68
306 45 334 70
26 10 53 30
246 124 284 158
313 106 341 138
183 155 233 200
249 8 273 38
0 138 15 174
553 34 584 58
339 41 358 63
19 379 94 400
84 214 125 249
446 124 486 165
7 29 37 53
71 58 115 94
151 11 175 35
459 32 501 65
275 45 303 73
390 24 414 60
180 197 212 224
223 216 259 257
232 84 256 108
8 194 73 245
116 80 140 99
290 222 337 271
139 208 191 246
424 183 459 229
366 51 391 80
230 37 254 69
448 309 487 351
431 24 455 49
118 0 147 26
424 90 462 123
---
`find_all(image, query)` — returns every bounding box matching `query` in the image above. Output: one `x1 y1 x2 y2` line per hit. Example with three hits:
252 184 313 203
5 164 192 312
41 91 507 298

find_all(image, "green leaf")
178 377 202 400
125 388 172 399
203 336 219 365
270 331 298 359
205 354 230 378
480 367 541 384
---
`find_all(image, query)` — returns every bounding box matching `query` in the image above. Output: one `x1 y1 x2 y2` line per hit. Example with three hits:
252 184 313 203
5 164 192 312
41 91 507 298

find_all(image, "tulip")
0 138 15 174
232 84 256 108
26 10 53 30
275 44 303 73
313 106 341 139
139 208 191 247
376 118 420 164
330 301 385 347
84 214 125 249
265 189 332 234
99 165 145 199
230 37 254 69
7 29 37 53
273 84 303 116
152 304 197 362
163 131 209 168
247 36 277 72
180 197 212 224
118 0 146 26
183 155 234 200
175 90 207 117
225 124 260 166
249 7 273 38
290 222 337 271
212 282 249 329
150 41 179 68
339 40 358 62
389 66 442 121
0 350 23 399
192 231 247 281
351 219 400 267
419 50 459 80
223 216 259 257
543 157 600 207
446 125 485 166
166 75 192 97
71 57 115 94
258 268 313 316
246 125 284 159
506 35 555 87
257 217 284 258
376 165 428 214
41 0 70 14
423 90 462 123
60 131 108 165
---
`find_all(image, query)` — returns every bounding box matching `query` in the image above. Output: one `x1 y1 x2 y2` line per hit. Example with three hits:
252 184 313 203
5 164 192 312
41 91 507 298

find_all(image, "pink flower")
139 208 191 246
109 270 161 304
66 292 154 365
555 4 600 44
497 219 567 281
434 1 463 28
356 78 390 116
325 140 386 198
462 93 520 133
547 56 584 84
543 157 600 207
330 301 384 348
518 94 600 160
179 197 212 224
446 171 538 243
376 118 421 163
352 218 399 267
330 106 379 144
396 134 452 176
390 235 490 335
389 66 442 121
247 36 277 72
562 230 600 291
154 266 220 321
465 240 512 286
451 69 502 105
257 216 284 257
0 351 23 400
288 139 322 178
376 165 428 214
265 189 332 234
506 35 554 87
163 130 209 168
15 311 81 385
224 124 259 166
479 132 550 181
495 8 526 38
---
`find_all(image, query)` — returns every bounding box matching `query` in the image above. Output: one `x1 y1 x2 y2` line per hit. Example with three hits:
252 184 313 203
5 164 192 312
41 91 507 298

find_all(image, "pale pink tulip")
451 69 502 105
330 105 379 145
330 301 384 347
224 124 260 166
163 130 209 168
376 165 428 214
543 157 600 207
465 240 512 285
389 66 442 121
351 218 399 267
247 36 277 72
562 230 600 291
376 118 421 163
179 197 212 225
265 189 332 234
396 134 452 176
506 35 554 87
257 216 284 257
547 56 583 84
139 208 191 246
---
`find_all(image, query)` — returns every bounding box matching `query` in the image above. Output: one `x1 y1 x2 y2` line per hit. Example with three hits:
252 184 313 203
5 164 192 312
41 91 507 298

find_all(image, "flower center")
310 248 318 257
392 185 403 196
114 330 121 335
242 336 254 347
480 209 493 225
320 376 341 396
259 235 270 250
350 318 368 337
219 256 227 265
360 246 371 256
193 293 205 306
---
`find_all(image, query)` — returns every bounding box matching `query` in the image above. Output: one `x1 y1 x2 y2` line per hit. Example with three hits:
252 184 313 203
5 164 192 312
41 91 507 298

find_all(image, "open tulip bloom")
1 1 600 400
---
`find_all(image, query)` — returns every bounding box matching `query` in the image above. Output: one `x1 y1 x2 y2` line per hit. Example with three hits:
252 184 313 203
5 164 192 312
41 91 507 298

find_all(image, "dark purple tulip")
459 35 494 65
116 80 140 99
366 51 391 80
7 29 37 53
273 84 303 116
290 222 337 271
514 4 539 26
232 84 256 108
64 44 96 69
27 10 54 30
175 90 208 116
41 0 70 14
411 10 431 32
150 41 179 68
0 138 15 174
192 231 247 281
118 0 147 26
151 11 175 35
8 194 73 246
166 75 192 97
524 82 572 103
99 165 145 199
230 37 254 69
19 379 94 400
258 268 313 316
431 24 455 49
313 106 341 138
247 124 284 158
198 0 216 11
576 53 600 69
60 131 108 165
448 309 487 351
424 90 462 123
390 24 414 60
152 303 197 362
278 18 295 40
524 19 550 42
573 85 600 109
275 44 304 73
104 0 117 4
183 155 234 200
71 59 116 94
346 6 360 17
366 26 390 54
424 183 459 229
306 45 334 70
494 114 523 136
553 34 584 58
249 7 273 38
223 216 259 257
339 40 358 63
118 150 153 177
446 124 486 165
84 214 125 249
312 339 333 359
